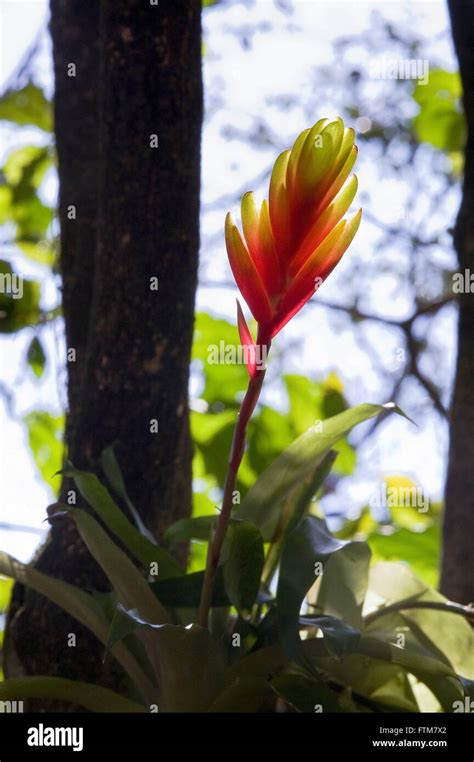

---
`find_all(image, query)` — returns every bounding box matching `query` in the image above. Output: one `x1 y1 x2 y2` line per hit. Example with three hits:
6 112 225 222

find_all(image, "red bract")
226 118 362 358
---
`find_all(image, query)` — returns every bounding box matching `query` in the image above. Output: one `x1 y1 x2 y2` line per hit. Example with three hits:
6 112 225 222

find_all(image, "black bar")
0 712 472 758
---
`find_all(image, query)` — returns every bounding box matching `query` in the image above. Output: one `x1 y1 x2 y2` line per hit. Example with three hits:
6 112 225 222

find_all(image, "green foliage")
338 475 442 587
23 411 64 493
1 405 470 713
412 69 466 167
0 82 52 132
61 465 182 579
222 520 264 612
0 144 55 258
0 260 41 333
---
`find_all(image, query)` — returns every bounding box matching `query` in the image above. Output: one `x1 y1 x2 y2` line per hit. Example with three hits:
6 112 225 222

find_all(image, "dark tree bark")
4 0 203 704
440 0 474 604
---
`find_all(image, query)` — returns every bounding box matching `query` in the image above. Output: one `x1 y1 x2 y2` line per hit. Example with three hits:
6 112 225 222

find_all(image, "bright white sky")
0 0 458 561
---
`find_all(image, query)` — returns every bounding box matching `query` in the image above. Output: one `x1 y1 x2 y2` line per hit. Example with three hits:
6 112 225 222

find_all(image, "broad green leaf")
114 608 225 712
0 82 52 131
0 551 154 703
0 259 41 333
237 403 408 540
0 677 146 713
358 636 463 712
288 450 337 532
26 336 46 378
223 520 264 612
277 516 369 664
66 508 169 625
24 411 64 493
316 539 371 629
366 562 474 679
61 467 182 579
304 642 419 712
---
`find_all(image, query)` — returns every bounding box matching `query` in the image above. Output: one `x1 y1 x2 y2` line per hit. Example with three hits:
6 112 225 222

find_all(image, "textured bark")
4 0 203 705
440 0 474 604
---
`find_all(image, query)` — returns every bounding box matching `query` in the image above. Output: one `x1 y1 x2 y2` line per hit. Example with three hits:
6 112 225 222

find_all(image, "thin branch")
365 599 474 626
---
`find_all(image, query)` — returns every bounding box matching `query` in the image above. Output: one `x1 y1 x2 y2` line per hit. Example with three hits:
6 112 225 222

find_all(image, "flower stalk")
198 327 271 627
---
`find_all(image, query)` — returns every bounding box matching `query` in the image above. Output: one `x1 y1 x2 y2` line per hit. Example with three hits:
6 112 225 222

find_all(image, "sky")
0 0 458 561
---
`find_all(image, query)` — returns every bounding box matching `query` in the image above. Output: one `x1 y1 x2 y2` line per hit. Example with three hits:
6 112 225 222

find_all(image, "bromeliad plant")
1 119 473 713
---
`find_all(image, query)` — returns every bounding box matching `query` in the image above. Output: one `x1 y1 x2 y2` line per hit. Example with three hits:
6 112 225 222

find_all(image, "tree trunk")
4 0 203 705
440 0 474 604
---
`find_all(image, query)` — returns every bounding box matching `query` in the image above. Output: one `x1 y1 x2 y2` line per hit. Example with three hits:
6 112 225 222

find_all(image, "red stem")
198 326 271 627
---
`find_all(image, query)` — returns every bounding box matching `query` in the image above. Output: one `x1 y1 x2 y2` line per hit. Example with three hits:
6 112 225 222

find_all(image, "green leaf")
0 259 41 333
366 562 474 679
358 636 463 711
151 567 230 608
304 643 419 712
0 551 154 703
113 609 225 712
316 538 371 629
192 312 248 406
271 671 342 712
3 145 51 186
0 677 146 713
165 514 218 546
223 520 264 612
288 450 337 533
0 577 13 612
277 516 369 664
236 402 408 540
299 614 361 658
208 676 275 712
65 508 169 625
0 82 52 131
26 336 46 378
104 603 142 657
24 411 64 493
101 445 158 543
412 69 466 153
368 525 440 588
61 467 182 579
191 409 236 487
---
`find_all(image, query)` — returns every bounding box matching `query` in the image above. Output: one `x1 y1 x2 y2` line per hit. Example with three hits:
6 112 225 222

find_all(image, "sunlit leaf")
0 82 52 132
24 410 64 493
